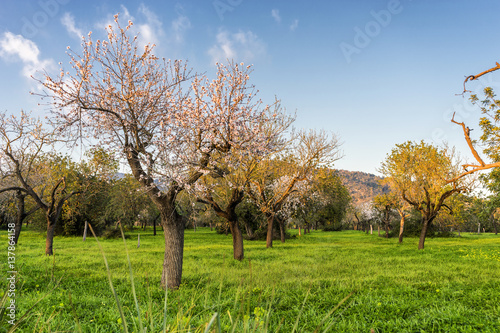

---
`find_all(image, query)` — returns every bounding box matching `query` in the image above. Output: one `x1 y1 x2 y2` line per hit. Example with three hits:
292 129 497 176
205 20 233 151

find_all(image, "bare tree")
0 111 79 252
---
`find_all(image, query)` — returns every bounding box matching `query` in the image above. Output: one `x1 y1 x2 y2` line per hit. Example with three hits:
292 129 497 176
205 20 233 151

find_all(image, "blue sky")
1 0 500 175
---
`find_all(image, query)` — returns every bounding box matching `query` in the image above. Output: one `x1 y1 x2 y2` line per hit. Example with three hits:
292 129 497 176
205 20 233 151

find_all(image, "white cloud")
290 19 299 31
271 9 281 23
61 12 84 39
137 4 164 46
171 14 191 43
0 32 55 79
208 29 266 64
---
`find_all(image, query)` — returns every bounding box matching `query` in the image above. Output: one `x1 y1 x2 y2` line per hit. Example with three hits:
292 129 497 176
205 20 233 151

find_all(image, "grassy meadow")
1 228 499 332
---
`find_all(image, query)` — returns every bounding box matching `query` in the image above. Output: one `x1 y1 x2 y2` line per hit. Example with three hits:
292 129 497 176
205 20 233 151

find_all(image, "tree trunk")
14 192 27 245
228 221 244 260
418 217 433 250
398 215 405 244
278 216 286 243
377 225 380 237
298 226 301 236
244 221 254 237
45 214 57 255
266 214 274 248
161 215 184 289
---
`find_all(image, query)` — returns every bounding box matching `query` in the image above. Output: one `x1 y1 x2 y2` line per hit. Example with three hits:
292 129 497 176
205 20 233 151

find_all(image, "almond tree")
36 16 274 289
0 111 80 251
247 130 343 248
193 107 292 260
380 141 474 249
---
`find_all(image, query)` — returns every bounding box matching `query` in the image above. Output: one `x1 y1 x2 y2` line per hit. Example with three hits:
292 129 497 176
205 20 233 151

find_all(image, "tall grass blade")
88 223 129 333
318 291 355 333
162 277 168 333
204 312 219 333
291 288 310 333
119 223 144 332
68 291 82 333
312 290 354 333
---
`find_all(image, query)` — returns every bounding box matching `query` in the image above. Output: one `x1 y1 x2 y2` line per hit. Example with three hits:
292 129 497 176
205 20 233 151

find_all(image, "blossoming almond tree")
36 16 274 289
193 106 293 260
247 129 343 248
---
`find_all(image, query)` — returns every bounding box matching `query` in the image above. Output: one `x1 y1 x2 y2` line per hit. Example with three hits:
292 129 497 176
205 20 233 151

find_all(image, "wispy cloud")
290 19 299 31
208 29 266 64
271 9 281 23
137 4 164 46
171 13 191 43
96 4 164 48
61 12 84 39
0 32 55 79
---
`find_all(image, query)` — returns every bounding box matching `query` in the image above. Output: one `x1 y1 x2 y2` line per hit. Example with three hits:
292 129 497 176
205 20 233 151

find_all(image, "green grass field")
1 228 499 332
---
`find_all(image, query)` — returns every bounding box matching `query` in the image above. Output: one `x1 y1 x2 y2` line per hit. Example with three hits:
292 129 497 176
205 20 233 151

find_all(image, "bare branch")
448 112 500 182
461 62 500 94
451 112 485 167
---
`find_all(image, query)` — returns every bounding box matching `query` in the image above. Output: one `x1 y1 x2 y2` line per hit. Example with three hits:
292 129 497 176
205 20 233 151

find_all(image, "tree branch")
0 187 29 195
461 62 500 94
448 112 500 183
451 112 485 167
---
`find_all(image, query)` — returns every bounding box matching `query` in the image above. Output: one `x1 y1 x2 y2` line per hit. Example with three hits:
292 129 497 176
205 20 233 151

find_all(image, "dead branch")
461 62 500 94
448 112 500 182
451 112 485 167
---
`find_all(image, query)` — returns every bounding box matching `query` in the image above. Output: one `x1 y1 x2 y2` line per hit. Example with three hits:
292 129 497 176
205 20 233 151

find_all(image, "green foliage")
314 169 351 228
471 87 500 161
236 199 265 235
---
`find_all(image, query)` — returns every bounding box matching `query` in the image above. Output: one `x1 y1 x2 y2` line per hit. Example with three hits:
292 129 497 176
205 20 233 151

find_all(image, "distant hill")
336 170 389 206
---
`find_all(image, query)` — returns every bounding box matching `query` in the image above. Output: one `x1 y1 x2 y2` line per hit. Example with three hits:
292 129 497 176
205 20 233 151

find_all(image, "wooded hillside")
336 170 388 206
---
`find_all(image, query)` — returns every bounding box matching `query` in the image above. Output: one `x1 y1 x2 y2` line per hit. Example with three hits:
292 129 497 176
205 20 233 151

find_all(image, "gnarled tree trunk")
418 216 435 250
161 209 184 289
45 213 58 255
228 220 244 260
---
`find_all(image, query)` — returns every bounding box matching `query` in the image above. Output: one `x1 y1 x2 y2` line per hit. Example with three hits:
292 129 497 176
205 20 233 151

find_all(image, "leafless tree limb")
461 62 500 94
